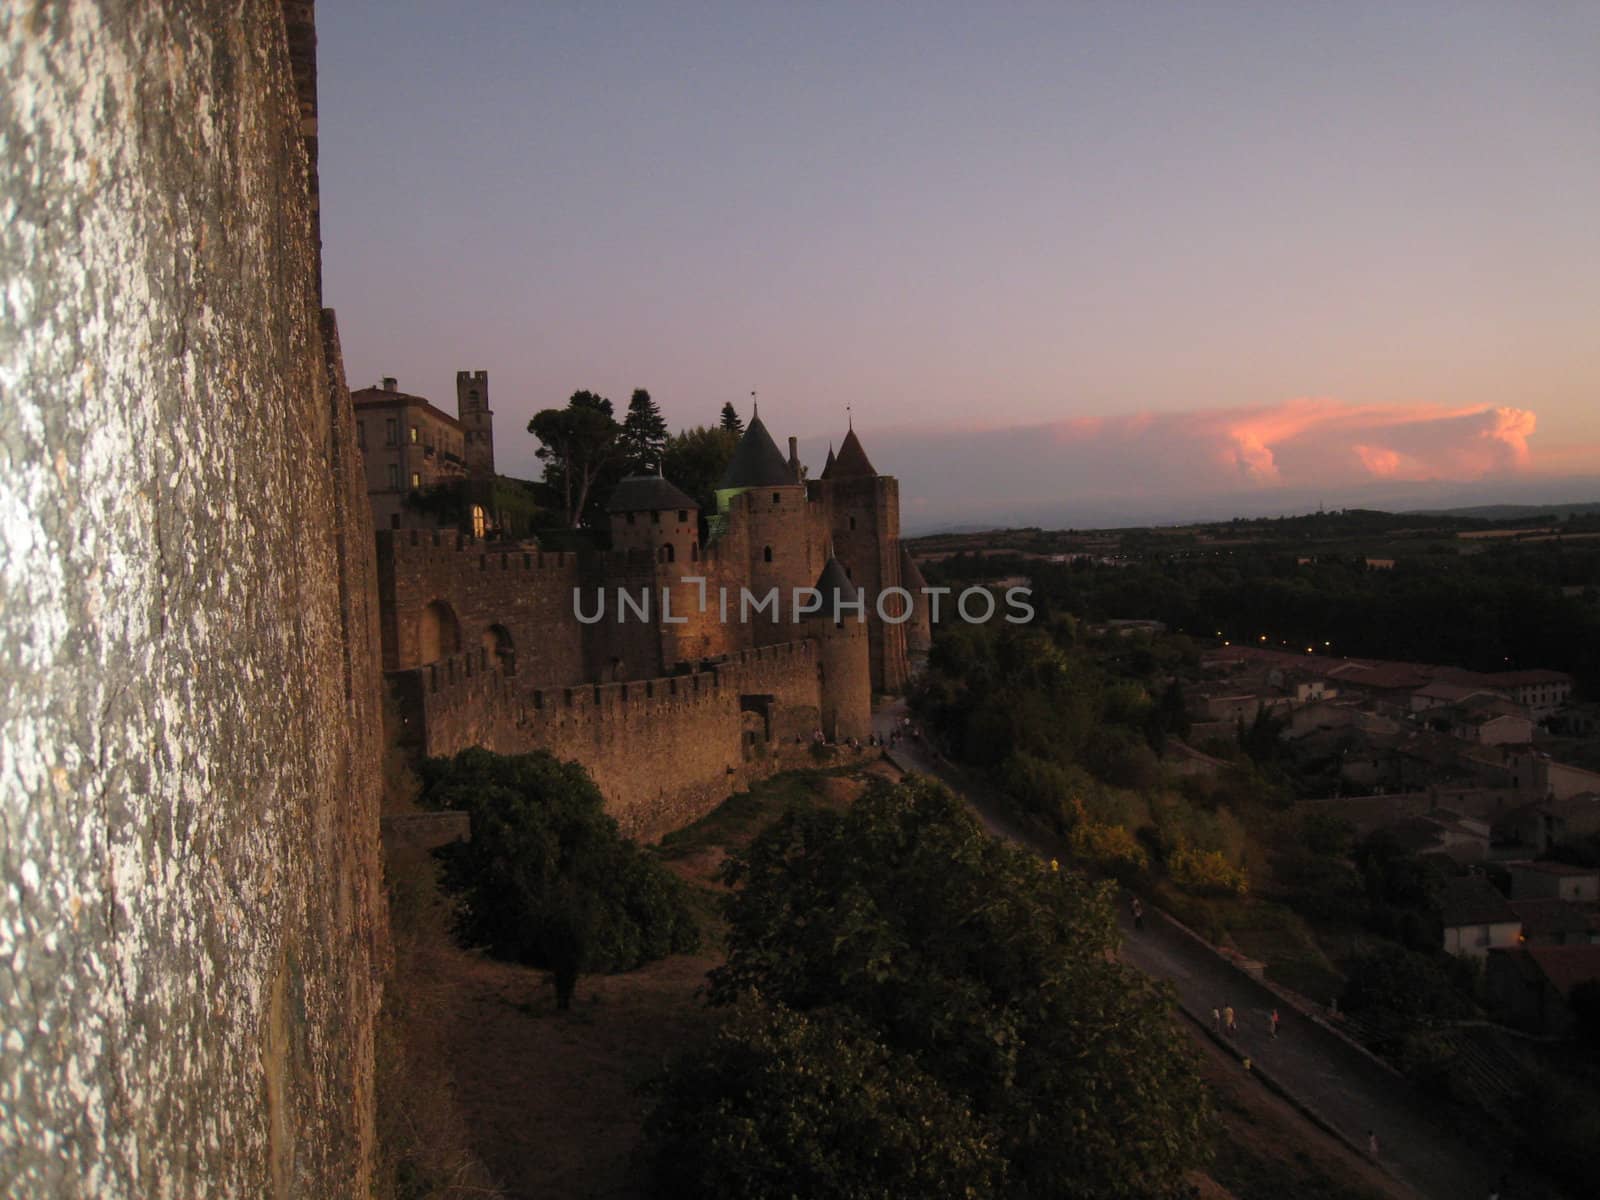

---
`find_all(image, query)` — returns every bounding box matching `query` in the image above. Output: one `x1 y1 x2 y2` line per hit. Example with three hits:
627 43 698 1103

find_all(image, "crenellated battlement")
388 636 828 839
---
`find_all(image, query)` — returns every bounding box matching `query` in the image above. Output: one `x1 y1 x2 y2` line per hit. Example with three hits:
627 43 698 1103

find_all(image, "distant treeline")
930 543 1600 693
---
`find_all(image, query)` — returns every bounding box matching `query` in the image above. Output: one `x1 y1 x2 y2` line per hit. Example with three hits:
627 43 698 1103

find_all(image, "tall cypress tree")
620 388 670 473
719 401 745 436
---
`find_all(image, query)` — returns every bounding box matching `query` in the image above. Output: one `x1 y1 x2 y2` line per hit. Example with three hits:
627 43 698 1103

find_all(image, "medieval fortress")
358 377 934 838
0 1 958 1193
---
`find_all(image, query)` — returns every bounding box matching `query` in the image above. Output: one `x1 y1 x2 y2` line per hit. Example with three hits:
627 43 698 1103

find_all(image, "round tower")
715 406 814 634
808 557 872 743
899 545 933 660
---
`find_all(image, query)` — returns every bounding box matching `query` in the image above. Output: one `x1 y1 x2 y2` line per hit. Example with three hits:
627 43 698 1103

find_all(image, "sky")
319 1 1600 531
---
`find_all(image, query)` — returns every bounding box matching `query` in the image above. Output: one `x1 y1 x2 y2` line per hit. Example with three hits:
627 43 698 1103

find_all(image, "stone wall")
394 640 826 840
0 2 383 1196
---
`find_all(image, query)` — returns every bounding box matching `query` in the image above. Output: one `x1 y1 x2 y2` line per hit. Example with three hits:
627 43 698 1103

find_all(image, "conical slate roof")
826 427 877 478
605 471 697 512
899 545 928 591
813 556 861 612
823 444 836 475
718 411 794 489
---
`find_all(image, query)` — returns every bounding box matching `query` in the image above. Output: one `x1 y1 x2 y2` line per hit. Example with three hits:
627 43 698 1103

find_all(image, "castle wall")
395 641 828 840
376 529 590 683
0 3 384 1195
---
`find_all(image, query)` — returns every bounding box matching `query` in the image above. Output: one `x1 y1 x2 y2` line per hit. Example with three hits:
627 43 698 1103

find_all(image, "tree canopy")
422 748 699 1007
661 424 740 516
619 388 669 474
527 390 622 528
647 777 1210 1198
719 401 744 435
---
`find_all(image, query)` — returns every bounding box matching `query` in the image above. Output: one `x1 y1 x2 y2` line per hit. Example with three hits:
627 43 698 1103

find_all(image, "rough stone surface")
0 2 384 1195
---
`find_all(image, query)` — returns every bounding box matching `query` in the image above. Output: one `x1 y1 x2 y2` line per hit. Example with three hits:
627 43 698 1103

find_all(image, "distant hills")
1404 500 1600 520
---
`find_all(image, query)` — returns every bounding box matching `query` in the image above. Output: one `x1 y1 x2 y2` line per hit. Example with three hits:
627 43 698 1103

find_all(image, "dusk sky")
319 2 1600 529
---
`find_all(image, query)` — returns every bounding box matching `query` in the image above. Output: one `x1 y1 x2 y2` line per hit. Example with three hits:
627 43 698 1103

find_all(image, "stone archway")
418 599 461 664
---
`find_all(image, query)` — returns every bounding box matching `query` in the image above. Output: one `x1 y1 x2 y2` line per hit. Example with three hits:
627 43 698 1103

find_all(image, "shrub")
422 748 699 1006
644 998 1004 1199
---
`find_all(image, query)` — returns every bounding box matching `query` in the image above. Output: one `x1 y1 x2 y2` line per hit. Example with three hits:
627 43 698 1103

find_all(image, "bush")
1339 944 1471 1028
1168 842 1249 897
663 778 1210 1199
422 748 699 1006
644 998 1004 1199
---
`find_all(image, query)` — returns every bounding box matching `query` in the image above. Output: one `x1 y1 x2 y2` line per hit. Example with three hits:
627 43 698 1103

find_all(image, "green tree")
422 748 699 1008
618 387 669 474
527 390 621 528
697 777 1210 1199
645 998 1005 1199
661 424 739 515
719 400 744 435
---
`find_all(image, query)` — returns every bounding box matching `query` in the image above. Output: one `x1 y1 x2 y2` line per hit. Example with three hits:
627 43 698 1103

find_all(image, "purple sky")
320 2 1600 529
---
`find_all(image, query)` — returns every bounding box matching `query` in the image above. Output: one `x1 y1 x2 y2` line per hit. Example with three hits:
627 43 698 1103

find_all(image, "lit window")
410 426 419 444
410 472 421 489
471 505 486 538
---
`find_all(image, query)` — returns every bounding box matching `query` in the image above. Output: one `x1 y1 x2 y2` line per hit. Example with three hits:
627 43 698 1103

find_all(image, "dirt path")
438 948 719 1199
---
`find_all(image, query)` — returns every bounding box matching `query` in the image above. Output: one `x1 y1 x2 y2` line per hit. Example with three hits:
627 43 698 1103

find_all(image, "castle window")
410 472 421 489
386 464 400 489
385 418 398 446
410 426 419 444
691 542 699 561
678 509 688 523
660 544 675 563
357 421 366 450
471 505 486 538
772 492 781 504
849 516 856 530
763 546 773 563
651 510 661 524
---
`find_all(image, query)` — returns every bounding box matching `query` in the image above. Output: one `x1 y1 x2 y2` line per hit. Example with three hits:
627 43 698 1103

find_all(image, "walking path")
873 701 1546 1200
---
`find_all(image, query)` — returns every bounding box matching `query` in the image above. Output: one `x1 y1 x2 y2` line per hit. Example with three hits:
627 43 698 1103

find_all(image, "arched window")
763 546 773 563
419 600 462 664
659 544 675 563
471 504 486 538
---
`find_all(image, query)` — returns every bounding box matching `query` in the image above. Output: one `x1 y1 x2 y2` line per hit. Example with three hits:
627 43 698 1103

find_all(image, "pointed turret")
822 443 837 477
828 427 877 478
718 409 793 490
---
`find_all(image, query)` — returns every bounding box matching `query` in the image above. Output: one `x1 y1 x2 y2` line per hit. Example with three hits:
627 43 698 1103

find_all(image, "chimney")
381 376 397 392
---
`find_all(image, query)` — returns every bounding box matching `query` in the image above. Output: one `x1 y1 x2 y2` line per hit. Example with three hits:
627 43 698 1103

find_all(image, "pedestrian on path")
1211 1006 1221 1033
1130 895 1144 931
1269 1008 1279 1038
1223 1005 1236 1036
1367 1130 1379 1159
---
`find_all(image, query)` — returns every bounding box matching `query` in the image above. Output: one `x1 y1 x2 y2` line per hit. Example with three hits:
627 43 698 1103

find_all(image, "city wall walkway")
871 701 1548 1200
